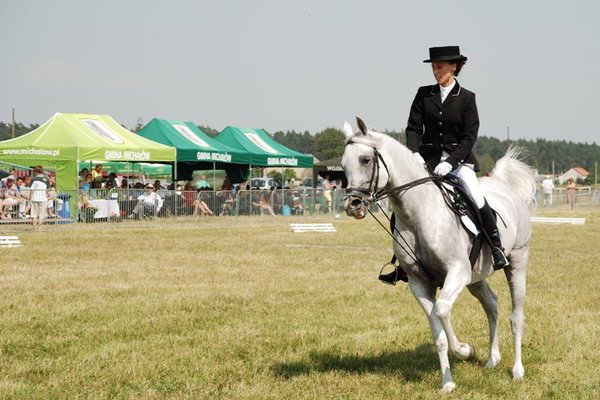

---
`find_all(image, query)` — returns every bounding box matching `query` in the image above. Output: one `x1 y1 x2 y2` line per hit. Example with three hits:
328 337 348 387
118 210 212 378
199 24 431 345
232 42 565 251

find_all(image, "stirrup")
491 247 510 270
378 262 407 285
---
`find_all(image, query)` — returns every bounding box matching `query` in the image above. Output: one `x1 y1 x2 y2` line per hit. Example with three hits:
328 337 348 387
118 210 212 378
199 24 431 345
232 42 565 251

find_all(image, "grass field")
1 208 599 399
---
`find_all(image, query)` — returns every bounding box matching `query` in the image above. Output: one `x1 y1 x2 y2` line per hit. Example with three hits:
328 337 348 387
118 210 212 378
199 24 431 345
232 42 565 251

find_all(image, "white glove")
433 161 453 176
413 152 427 169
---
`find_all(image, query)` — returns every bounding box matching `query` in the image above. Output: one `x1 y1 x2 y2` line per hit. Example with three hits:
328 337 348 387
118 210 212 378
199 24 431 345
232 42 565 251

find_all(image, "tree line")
2 121 598 183
268 128 600 184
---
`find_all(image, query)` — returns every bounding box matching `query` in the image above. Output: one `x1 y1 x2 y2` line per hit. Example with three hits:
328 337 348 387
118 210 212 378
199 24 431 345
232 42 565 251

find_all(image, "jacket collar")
429 80 462 108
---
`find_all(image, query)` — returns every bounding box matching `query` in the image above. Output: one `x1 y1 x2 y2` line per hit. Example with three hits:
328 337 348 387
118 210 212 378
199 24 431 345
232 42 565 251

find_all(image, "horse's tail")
489 146 537 206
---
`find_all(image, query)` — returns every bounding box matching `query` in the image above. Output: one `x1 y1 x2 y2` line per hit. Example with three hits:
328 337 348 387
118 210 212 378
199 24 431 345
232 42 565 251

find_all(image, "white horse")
341 117 535 393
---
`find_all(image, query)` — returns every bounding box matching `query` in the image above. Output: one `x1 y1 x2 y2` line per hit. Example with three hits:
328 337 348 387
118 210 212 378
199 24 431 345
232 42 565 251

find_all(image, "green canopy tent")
0 113 176 190
215 126 313 169
137 118 251 182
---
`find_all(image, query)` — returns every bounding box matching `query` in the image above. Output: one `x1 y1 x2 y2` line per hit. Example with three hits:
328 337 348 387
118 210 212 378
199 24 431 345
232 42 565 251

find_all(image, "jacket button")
439 133 443 136
439 111 443 115
438 122 442 125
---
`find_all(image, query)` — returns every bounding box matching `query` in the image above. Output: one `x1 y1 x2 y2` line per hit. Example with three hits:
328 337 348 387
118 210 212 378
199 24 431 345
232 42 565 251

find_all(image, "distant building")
558 167 589 184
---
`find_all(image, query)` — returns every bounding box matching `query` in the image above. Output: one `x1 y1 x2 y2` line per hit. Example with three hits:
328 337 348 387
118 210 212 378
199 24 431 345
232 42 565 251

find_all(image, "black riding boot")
479 201 510 270
379 266 408 285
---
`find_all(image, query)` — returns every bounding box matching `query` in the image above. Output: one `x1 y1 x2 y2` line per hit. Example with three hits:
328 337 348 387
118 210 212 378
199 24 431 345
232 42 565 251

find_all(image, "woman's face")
431 61 456 86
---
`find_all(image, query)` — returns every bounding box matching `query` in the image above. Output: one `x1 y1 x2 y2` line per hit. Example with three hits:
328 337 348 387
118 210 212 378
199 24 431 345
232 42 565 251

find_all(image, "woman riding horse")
405 46 509 270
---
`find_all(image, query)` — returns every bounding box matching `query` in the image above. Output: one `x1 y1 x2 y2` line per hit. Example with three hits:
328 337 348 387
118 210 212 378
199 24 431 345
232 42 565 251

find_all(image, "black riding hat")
423 46 467 63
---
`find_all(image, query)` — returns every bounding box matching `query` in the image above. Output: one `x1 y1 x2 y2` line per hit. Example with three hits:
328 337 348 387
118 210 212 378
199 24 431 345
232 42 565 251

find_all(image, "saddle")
380 175 495 285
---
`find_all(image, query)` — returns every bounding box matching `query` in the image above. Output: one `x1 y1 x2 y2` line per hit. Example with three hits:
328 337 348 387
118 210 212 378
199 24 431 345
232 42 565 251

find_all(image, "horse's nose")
350 198 362 207
343 195 363 210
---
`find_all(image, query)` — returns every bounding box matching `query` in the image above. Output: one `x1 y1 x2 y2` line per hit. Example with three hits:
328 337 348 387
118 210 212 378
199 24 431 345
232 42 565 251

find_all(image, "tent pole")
174 161 178 187
213 162 216 191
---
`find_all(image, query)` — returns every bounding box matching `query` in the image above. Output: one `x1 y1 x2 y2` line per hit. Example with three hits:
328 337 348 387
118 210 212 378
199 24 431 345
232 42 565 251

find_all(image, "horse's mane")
348 129 415 160
489 146 536 206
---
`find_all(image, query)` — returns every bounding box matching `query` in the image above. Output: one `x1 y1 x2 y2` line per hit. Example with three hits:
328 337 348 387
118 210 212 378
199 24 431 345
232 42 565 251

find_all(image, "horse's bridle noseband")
344 138 392 204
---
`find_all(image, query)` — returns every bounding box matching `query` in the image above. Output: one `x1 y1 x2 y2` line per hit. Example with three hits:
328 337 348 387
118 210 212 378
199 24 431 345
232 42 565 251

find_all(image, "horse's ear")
356 116 368 136
342 121 354 139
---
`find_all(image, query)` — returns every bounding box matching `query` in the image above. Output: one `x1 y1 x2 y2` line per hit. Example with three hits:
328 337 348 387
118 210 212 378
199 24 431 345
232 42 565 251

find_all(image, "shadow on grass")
272 344 440 382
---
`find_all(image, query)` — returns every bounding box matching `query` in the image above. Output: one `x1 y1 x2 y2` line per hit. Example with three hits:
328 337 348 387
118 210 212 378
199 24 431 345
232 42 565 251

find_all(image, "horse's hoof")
512 363 525 380
441 382 456 393
485 351 501 368
455 343 476 360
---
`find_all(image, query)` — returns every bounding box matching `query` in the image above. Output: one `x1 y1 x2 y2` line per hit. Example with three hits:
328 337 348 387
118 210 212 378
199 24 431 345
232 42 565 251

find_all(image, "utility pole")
507 126 510 146
11 108 15 138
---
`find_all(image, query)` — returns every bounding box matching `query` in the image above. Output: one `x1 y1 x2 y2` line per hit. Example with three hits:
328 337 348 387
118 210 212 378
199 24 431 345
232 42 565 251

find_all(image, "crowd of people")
0 161 591 228
0 162 360 227
74 164 342 221
0 166 59 230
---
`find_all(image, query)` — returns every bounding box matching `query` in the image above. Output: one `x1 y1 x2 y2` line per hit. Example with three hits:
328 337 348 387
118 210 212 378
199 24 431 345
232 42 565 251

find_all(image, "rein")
366 179 440 284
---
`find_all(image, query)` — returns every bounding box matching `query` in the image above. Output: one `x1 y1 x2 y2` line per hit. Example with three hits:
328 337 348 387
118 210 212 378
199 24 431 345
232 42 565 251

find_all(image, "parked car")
249 177 281 190
296 177 324 197
297 177 323 189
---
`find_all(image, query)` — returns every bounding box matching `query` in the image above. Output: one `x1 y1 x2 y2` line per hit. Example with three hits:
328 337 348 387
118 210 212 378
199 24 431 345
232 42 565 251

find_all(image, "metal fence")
533 186 600 210
0 187 348 226
3 185 598 228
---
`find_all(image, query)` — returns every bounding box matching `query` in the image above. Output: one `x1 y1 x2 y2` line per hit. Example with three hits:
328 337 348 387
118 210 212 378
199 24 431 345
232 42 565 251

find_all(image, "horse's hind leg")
505 246 528 380
467 281 501 368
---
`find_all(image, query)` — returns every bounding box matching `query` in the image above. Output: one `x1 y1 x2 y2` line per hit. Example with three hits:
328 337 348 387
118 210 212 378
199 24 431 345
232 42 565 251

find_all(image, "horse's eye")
359 156 371 166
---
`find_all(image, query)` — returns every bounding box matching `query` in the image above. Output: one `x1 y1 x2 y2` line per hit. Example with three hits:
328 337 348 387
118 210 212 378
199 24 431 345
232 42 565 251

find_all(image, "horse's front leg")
408 279 455 393
436 265 476 361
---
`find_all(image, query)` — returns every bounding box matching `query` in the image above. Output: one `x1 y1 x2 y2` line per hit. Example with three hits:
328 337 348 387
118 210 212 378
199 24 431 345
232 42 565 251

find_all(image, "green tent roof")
137 118 251 164
215 126 313 168
0 113 176 190
0 113 176 162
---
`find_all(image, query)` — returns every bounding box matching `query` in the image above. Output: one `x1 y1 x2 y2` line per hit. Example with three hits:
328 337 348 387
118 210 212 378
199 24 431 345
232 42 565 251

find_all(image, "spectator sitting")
117 178 130 200
129 183 162 219
81 174 92 192
17 176 32 218
178 181 193 210
79 168 90 188
0 176 25 219
252 189 275 216
89 180 104 199
130 182 145 199
193 189 213 216
103 180 119 200
107 172 119 188
218 189 235 216
292 191 303 215
0 168 17 188
45 177 63 218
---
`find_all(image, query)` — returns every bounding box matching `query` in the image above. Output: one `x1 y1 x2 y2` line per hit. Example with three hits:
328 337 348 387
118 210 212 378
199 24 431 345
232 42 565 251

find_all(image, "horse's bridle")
344 138 439 205
344 137 391 203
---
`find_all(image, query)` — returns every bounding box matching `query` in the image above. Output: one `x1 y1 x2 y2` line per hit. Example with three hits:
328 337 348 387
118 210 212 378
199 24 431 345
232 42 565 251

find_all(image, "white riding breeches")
449 165 485 208
440 151 485 208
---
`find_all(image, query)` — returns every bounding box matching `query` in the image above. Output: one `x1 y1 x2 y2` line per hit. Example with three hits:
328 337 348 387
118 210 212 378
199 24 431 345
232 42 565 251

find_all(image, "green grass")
1 210 599 399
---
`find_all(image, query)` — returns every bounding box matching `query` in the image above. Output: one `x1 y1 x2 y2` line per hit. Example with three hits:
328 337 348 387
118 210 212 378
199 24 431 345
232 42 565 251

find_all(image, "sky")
1 0 599 143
